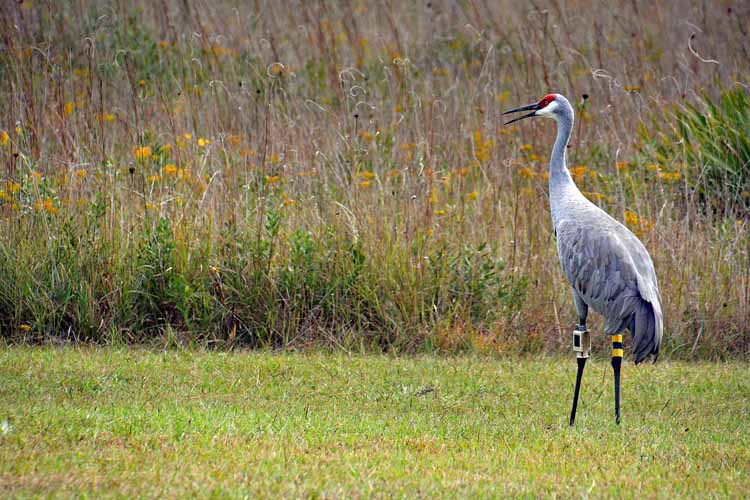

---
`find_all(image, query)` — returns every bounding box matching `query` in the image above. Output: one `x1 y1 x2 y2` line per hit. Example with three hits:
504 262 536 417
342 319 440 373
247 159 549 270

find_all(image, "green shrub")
641 85 750 214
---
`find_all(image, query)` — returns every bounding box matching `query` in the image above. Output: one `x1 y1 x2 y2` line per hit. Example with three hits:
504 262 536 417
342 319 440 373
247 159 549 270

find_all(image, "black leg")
569 356 587 426
612 334 623 424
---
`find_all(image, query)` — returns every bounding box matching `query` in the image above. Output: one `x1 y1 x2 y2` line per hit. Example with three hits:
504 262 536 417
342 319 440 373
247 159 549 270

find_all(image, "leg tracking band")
569 325 590 426
611 334 623 424
573 325 591 358
612 334 623 358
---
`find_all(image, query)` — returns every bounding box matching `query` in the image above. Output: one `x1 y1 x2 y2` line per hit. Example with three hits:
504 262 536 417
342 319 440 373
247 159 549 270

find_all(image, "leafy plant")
428 242 527 325
641 85 750 214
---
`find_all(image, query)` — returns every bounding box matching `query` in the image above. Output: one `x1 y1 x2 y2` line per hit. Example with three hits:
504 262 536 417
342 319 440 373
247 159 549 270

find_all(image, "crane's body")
504 93 662 425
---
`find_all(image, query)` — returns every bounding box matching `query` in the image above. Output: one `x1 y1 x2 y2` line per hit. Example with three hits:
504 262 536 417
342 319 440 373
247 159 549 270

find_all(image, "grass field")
1 347 748 497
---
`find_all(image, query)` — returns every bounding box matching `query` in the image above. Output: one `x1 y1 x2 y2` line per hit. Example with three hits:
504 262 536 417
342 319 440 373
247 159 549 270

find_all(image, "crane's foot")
569 325 590 426
612 334 623 425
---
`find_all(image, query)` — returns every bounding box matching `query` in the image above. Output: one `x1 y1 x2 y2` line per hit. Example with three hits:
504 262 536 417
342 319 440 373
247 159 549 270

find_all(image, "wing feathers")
556 216 662 361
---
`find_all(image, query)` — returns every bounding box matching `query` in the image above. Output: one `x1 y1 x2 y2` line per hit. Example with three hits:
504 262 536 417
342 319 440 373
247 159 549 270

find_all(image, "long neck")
549 112 574 188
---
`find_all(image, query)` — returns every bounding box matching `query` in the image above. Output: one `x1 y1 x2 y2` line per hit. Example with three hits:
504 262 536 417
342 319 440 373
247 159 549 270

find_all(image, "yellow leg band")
612 348 624 357
612 335 623 343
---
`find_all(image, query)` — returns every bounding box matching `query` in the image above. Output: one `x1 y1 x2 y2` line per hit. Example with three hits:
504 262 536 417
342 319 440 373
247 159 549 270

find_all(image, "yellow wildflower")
585 191 606 201
358 130 373 142
624 210 640 227
20 324 31 332
646 163 659 172
6 181 20 194
147 175 162 183
519 167 536 179
184 133 192 141
458 167 469 177
161 144 171 154
519 144 533 152
282 199 296 207
64 102 74 116
570 165 587 178
473 129 493 163
467 191 479 201
75 169 86 179
39 198 57 214
1 130 10 146
360 171 375 180
434 209 446 216
159 40 170 48
197 137 211 147
265 175 281 185
657 171 681 182
359 180 371 188
134 146 152 160
162 164 177 176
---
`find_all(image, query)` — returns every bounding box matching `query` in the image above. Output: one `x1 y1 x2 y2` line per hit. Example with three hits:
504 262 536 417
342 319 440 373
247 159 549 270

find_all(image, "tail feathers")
629 300 662 364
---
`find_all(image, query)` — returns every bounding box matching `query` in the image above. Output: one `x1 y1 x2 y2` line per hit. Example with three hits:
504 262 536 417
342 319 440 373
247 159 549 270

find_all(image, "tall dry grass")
0 0 748 358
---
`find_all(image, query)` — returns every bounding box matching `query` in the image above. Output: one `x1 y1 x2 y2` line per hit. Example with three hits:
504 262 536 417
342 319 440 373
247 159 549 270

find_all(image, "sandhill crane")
503 94 662 425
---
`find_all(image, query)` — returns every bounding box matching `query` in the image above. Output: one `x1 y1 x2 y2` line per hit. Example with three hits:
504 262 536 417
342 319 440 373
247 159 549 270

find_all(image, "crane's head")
502 93 570 125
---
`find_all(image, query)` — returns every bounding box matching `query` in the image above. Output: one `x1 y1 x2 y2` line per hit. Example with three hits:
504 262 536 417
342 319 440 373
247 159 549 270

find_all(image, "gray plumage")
545 94 663 363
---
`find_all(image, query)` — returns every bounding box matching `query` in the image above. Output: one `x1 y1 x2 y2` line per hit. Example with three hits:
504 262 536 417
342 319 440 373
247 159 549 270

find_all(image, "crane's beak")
502 103 541 125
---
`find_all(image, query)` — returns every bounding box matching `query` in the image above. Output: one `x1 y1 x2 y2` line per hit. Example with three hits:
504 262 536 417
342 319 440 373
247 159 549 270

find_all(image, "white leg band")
573 327 591 359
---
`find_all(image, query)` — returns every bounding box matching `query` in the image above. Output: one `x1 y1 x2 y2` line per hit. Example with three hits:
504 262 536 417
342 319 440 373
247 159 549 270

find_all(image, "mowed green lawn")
1 348 748 498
